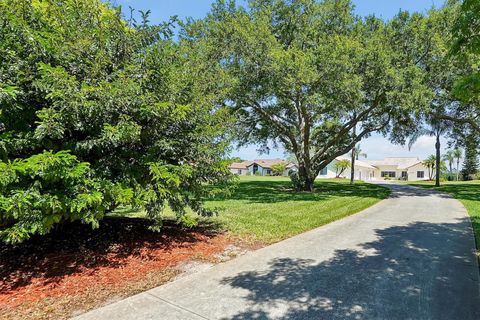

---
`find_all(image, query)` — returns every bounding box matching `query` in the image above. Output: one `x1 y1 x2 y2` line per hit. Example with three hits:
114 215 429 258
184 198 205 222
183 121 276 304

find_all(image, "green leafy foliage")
186 0 431 191
461 134 479 181
0 0 234 243
334 159 351 178
270 163 286 176
0 150 134 243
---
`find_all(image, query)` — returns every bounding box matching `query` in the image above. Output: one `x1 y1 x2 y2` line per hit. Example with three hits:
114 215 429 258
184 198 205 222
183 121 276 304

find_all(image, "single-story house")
317 157 376 180
229 159 298 176
317 156 429 181
366 157 429 181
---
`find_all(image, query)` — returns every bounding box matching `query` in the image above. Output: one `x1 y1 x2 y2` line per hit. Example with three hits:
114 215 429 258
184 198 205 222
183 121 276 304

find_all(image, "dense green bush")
0 0 234 243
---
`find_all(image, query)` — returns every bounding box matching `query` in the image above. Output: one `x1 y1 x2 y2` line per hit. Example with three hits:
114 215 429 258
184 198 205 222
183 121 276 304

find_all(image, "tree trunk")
297 161 315 192
350 122 356 184
303 176 315 192
456 159 460 181
350 153 355 184
435 134 441 187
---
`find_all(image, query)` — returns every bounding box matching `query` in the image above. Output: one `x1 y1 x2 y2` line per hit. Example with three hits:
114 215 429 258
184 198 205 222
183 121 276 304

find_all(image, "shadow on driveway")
221 219 480 319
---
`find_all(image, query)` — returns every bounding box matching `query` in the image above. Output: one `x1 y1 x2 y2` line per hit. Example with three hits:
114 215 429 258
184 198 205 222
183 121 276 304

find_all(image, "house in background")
318 156 429 181
230 156 429 181
229 159 297 176
317 157 376 180
366 157 429 181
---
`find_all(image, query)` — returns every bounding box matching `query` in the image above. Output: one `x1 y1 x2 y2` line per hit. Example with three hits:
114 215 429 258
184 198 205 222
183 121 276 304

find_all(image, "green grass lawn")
407 180 480 249
204 176 390 244
112 176 390 245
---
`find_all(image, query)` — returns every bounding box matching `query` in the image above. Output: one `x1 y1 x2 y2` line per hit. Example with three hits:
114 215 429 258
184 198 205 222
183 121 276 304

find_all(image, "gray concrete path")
76 184 480 319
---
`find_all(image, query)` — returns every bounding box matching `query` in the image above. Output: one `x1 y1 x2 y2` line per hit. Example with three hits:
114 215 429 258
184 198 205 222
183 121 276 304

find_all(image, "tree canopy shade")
0 0 234 243
441 0 480 134
186 0 430 190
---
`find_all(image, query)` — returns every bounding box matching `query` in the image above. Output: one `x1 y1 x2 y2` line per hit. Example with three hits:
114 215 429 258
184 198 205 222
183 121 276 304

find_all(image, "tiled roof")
336 156 376 169
366 157 422 169
228 159 296 170
229 161 251 169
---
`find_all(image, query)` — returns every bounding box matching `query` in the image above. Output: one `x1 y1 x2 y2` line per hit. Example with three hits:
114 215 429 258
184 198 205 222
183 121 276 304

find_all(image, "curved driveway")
76 184 480 320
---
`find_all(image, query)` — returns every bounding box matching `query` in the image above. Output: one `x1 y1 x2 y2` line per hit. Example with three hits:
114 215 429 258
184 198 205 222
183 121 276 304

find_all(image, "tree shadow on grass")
0 217 221 294
220 219 480 319
210 180 390 204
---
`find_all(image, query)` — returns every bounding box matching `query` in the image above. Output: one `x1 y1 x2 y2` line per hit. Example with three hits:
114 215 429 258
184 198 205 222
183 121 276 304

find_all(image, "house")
317 156 429 181
229 159 298 176
365 157 429 181
317 157 376 180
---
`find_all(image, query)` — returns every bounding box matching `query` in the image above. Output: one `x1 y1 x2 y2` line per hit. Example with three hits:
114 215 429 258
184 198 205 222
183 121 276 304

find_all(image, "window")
266 169 272 175
417 171 424 178
320 167 328 176
401 171 408 178
237 169 242 174
381 171 396 178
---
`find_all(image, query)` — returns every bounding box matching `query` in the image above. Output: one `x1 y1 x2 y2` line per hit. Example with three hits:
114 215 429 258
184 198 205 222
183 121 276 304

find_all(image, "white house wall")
372 165 399 180
406 163 429 181
317 162 337 179
341 167 374 181
230 168 248 176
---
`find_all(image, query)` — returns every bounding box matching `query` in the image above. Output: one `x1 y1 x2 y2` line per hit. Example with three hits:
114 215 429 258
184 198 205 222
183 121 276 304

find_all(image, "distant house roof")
366 157 422 170
335 156 376 169
229 159 296 170
229 161 251 169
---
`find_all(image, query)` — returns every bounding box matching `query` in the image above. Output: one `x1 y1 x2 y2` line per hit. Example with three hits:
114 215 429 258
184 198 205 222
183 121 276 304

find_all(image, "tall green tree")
453 147 463 180
424 155 437 180
408 115 451 187
439 0 480 133
443 149 455 177
405 2 472 187
0 0 233 243
188 0 429 191
334 159 351 178
461 134 479 180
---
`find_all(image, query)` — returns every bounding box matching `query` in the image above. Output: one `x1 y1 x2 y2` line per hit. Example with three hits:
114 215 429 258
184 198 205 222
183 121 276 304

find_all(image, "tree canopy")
0 0 233 243
185 0 431 190
1 0 479 242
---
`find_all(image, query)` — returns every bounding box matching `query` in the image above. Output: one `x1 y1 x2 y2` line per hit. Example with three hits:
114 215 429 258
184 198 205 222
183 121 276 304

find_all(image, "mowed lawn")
408 180 480 249
204 176 390 244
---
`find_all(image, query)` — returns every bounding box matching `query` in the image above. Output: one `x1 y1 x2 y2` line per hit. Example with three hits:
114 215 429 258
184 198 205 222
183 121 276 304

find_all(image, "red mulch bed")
0 217 230 312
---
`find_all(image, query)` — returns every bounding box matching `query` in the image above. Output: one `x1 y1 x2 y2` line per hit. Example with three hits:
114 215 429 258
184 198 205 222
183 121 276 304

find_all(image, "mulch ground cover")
0 217 231 319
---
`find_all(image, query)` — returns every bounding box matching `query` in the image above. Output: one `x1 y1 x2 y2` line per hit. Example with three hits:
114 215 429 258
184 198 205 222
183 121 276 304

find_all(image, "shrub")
0 151 134 243
289 171 306 191
0 0 234 243
271 163 287 176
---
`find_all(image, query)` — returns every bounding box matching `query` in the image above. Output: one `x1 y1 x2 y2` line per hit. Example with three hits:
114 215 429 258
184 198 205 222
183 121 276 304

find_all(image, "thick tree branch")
244 100 300 152
313 114 391 173
311 99 381 164
438 114 480 133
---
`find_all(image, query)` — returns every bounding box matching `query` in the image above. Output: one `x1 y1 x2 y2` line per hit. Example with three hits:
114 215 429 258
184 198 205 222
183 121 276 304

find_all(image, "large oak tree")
187 0 430 191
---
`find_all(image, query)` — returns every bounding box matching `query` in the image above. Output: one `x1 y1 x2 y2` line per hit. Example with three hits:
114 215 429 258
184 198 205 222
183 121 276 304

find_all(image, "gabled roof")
229 159 296 170
335 156 376 169
229 161 252 169
366 157 422 170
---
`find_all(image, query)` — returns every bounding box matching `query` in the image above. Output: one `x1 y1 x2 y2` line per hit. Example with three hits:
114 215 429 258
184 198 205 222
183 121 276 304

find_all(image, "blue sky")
111 0 444 161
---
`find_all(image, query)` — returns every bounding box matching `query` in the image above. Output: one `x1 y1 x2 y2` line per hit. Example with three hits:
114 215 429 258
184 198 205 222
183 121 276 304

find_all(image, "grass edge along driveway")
203 176 390 245
407 180 480 252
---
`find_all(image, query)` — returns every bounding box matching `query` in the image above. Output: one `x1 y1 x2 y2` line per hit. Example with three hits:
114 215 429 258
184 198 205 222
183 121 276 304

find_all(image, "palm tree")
453 148 463 181
443 150 455 179
424 155 437 181
408 117 450 187
334 159 351 178
350 144 367 184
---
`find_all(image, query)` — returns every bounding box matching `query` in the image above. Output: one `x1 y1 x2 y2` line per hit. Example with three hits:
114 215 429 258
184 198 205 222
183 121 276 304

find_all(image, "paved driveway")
76 184 480 319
